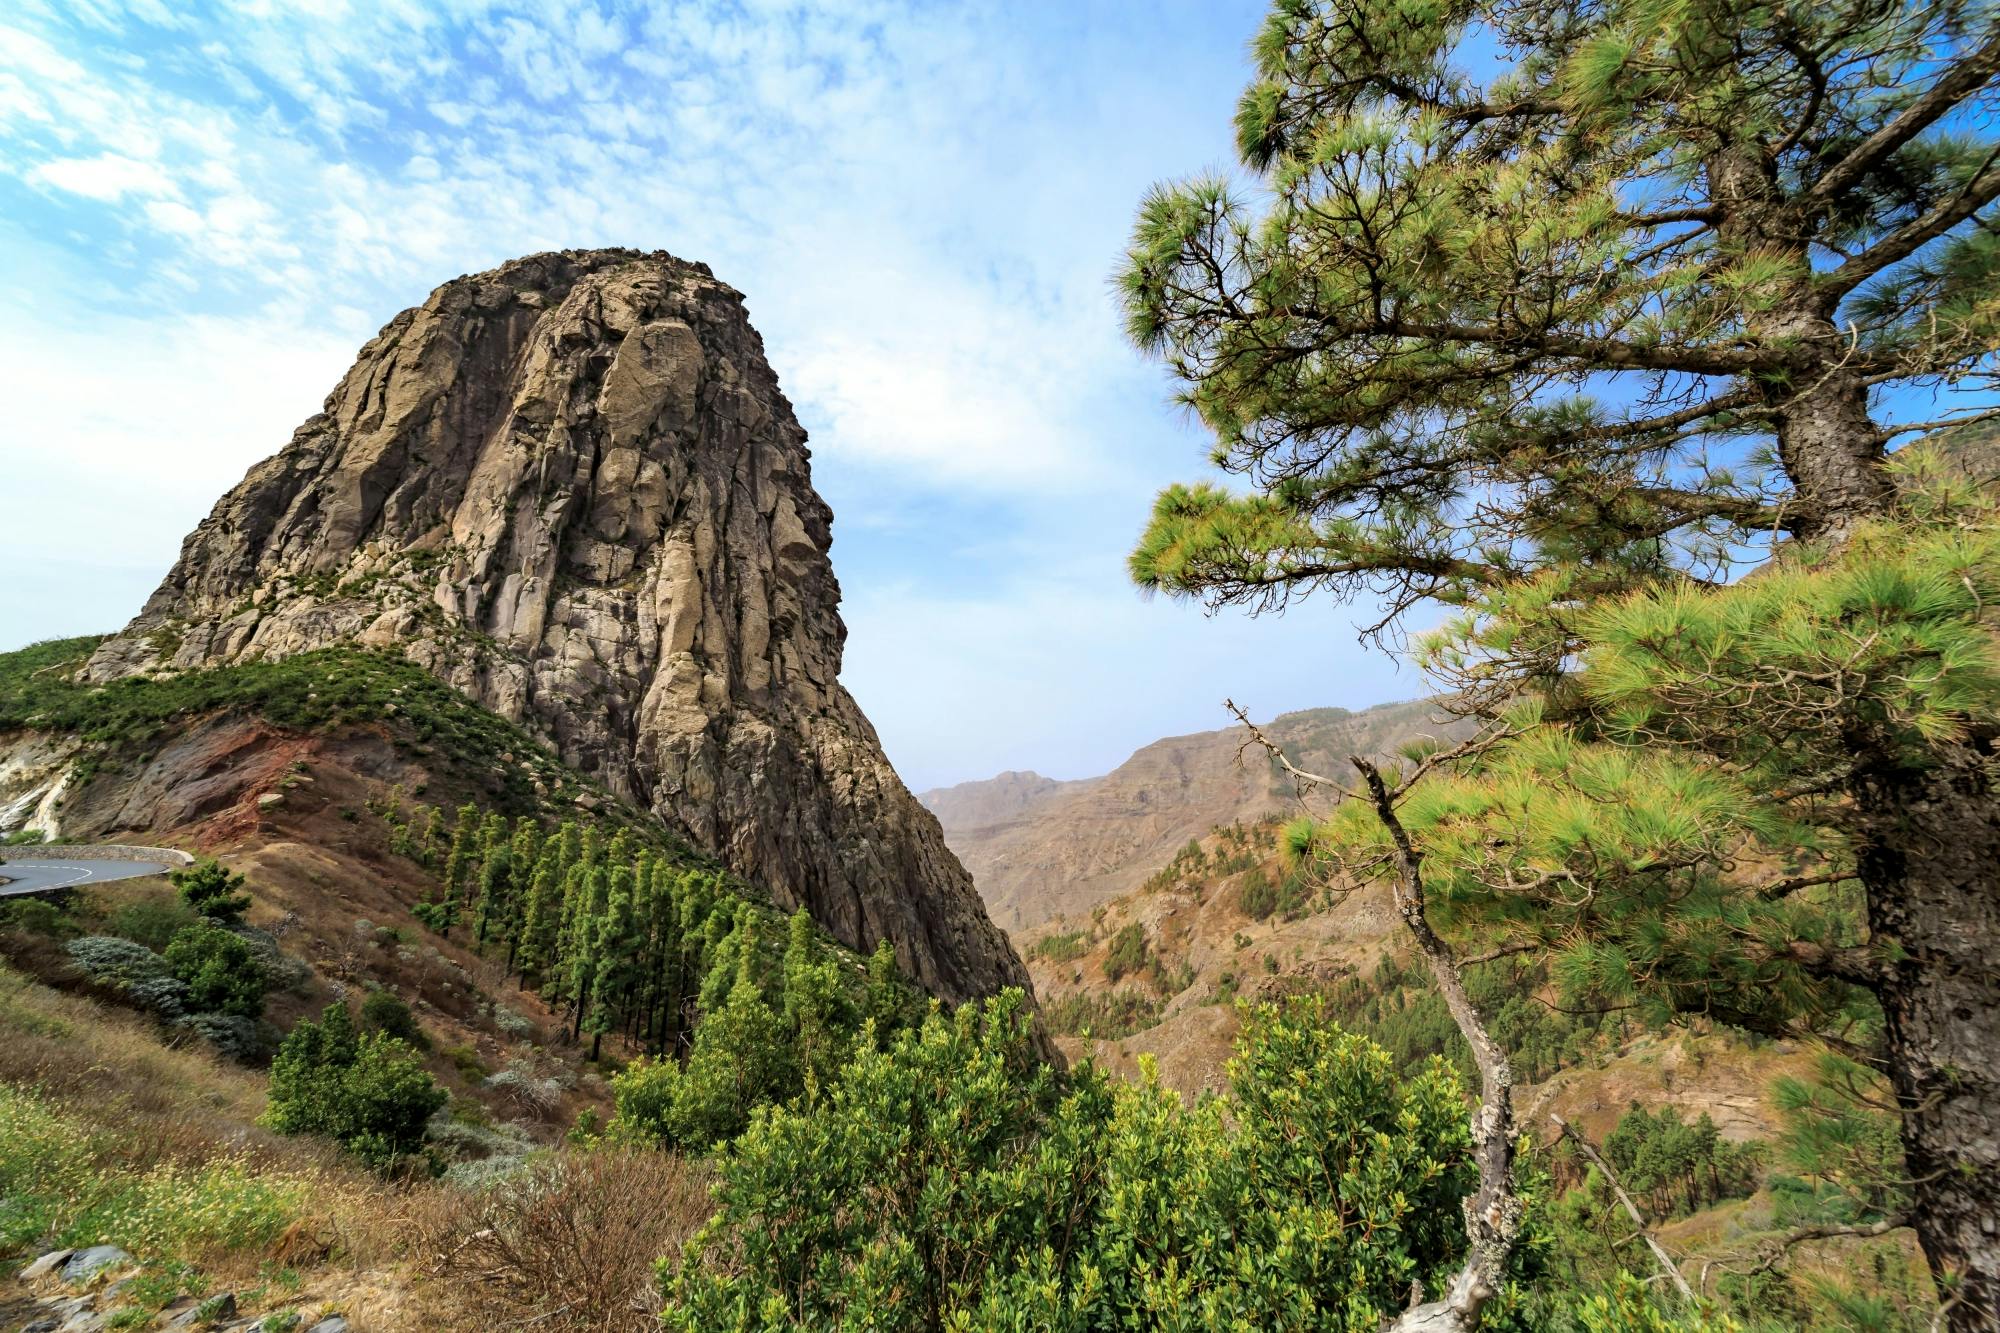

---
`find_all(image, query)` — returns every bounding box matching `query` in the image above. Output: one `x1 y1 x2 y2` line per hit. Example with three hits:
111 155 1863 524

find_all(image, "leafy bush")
264 1002 446 1171
163 922 271 1019
612 975 790 1149
171 861 250 925
359 989 429 1050
67 935 170 988
104 898 201 951
1101 922 1149 982
662 992 1482 1329
0 897 74 938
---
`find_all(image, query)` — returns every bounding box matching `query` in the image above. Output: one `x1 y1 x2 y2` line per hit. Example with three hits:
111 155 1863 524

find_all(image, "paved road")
0 858 176 896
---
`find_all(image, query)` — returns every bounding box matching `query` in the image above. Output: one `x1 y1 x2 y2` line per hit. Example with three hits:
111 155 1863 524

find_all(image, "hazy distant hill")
921 698 1461 931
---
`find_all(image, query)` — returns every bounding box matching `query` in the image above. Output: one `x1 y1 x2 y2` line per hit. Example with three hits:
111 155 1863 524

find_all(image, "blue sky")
0 0 1426 791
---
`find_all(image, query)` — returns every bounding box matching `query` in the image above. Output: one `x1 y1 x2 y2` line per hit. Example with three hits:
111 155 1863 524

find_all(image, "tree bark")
1853 741 2000 1330
1770 368 1897 549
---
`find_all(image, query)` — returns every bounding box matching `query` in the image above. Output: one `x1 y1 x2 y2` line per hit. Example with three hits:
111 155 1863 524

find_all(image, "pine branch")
1804 30 2000 211
1754 870 1859 900
1358 317 1789 377
1744 1215 1913 1274
1822 155 2000 300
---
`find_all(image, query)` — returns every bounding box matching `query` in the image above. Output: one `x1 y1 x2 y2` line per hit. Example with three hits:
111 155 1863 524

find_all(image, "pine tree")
585 863 639 1061
470 846 512 951
516 840 565 987
566 864 611 1044
436 802 481 937
501 817 542 972
170 859 251 925
1121 1 2000 1322
863 939 909 1042
783 909 854 1090
418 806 446 870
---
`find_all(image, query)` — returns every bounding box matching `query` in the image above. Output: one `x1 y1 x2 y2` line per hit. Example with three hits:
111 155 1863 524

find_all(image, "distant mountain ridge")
921 698 1461 931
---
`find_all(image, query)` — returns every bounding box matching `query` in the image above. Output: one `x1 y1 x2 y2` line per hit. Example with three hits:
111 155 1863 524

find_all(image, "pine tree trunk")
1770 370 1894 549
1854 742 2000 1330
1768 344 2000 1325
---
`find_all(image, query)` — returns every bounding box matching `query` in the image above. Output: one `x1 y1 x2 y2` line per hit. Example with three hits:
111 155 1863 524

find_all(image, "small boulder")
306 1318 349 1333
256 794 285 810
59 1247 132 1286
20 1248 74 1280
167 1291 237 1327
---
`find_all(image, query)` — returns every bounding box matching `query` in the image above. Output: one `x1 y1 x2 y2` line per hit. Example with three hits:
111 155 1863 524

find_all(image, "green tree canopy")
170 860 250 926
1121 0 2000 1323
662 993 1503 1332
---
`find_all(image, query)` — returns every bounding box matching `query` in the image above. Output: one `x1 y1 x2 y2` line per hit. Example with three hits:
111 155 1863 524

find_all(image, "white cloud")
1 0 1389 786
26 151 176 200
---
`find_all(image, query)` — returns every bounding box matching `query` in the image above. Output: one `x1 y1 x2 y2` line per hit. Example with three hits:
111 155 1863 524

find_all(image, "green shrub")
264 1003 446 1171
359 989 429 1050
163 922 271 1018
662 992 1481 1329
171 861 250 925
612 975 793 1150
105 898 201 950
2 828 47 846
0 897 75 938
1101 923 1149 982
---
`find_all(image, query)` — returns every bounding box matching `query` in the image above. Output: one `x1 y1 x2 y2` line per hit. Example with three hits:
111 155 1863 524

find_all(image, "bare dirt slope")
923 698 1459 932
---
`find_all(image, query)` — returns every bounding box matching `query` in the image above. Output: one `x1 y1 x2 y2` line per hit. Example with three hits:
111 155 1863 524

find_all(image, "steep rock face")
87 248 1029 1005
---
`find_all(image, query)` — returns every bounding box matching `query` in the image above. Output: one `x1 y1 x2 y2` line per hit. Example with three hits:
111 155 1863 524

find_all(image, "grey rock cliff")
88 248 1030 1005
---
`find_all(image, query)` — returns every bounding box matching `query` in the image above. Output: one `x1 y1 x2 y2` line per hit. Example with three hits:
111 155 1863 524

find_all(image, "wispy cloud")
0 0 1406 788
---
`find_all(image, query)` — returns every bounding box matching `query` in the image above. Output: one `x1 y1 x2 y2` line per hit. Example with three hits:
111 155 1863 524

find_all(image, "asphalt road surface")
0 857 176 896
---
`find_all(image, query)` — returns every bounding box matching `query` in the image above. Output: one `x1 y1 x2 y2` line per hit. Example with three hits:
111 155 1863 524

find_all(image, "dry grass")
406 1149 714 1332
0 961 401 1292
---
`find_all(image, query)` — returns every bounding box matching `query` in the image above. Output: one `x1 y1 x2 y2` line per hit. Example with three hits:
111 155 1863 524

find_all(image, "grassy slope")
0 636 891 1330
1 636 605 822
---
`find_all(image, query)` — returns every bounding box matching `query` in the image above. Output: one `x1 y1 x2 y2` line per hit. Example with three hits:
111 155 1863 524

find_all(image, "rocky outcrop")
87 248 1028 1005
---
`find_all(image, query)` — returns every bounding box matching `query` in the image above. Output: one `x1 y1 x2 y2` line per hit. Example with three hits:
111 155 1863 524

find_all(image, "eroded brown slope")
923 698 1459 931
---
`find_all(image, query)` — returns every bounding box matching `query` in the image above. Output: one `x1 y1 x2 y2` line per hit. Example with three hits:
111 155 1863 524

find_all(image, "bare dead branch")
1551 1112 1697 1303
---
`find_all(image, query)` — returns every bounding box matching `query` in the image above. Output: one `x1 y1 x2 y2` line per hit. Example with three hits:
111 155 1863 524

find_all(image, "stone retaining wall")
7 843 194 865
